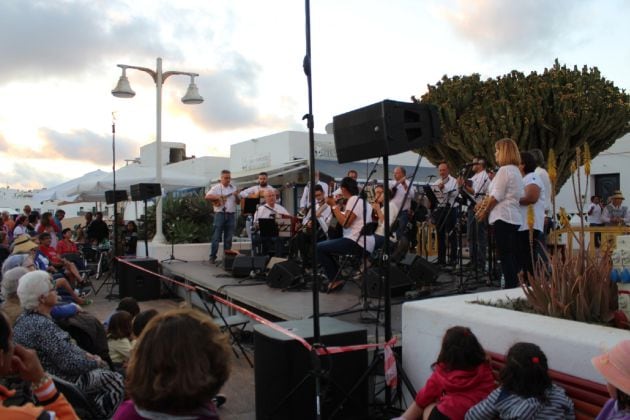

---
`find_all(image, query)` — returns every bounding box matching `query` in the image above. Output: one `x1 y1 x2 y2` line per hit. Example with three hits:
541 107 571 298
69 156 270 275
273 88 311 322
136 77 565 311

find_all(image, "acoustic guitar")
240 183 295 214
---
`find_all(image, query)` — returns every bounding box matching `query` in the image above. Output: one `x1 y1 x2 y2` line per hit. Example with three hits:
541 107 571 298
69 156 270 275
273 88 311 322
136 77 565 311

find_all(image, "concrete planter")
402 288 630 390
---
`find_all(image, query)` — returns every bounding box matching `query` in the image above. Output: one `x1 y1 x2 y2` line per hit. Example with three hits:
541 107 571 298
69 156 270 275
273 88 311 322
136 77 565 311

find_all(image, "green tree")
414 59 630 191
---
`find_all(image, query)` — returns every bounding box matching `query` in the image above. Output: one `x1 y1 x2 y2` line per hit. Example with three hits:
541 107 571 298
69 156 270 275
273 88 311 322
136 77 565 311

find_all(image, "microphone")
426 175 436 179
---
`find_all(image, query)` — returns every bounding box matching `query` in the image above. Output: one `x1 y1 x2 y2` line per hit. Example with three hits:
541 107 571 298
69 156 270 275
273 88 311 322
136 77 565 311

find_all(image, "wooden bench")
487 351 609 420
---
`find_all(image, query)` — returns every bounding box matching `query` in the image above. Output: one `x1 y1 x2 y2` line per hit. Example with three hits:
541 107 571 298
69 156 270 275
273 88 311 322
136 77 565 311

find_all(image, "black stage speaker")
333 100 440 163
232 255 269 278
267 260 302 289
104 190 128 205
254 317 368 420
130 183 161 201
365 264 414 298
400 254 439 285
118 257 160 301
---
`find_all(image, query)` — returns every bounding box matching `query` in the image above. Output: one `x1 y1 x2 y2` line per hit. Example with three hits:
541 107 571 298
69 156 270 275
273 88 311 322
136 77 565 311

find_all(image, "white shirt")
587 203 603 224
206 183 238 213
432 175 458 207
518 172 546 232
240 185 276 202
470 170 490 203
375 201 399 238
535 167 552 213
13 225 27 236
342 195 375 252
300 181 329 209
253 203 290 223
304 201 333 233
488 165 524 226
601 204 630 225
389 179 416 211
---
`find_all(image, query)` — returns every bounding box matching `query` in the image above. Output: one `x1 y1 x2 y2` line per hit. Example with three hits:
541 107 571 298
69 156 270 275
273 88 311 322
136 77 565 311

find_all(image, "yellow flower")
584 143 591 176
559 207 570 226
570 161 577 173
527 204 535 243
548 149 557 184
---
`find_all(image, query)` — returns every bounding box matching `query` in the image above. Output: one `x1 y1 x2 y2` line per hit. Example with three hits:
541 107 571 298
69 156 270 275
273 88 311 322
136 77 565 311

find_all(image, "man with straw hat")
592 340 630 418
11 234 38 255
602 191 630 226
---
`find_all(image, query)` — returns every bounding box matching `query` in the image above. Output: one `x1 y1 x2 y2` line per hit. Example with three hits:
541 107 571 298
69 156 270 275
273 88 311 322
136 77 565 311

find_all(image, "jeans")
493 220 521 288
590 223 604 248
467 209 487 266
210 212 235 259
316 237 364 282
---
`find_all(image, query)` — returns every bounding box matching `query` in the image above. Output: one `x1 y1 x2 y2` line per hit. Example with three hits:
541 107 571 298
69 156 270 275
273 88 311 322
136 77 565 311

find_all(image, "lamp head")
111 68 135 98
181 75 203 104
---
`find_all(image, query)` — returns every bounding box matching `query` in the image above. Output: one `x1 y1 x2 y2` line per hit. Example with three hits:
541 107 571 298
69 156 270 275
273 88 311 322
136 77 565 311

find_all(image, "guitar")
209 192 239 207
240 183 295 214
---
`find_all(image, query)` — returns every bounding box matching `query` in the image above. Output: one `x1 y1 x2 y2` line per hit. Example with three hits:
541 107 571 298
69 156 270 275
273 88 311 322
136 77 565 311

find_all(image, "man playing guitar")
205 169 239 264
239 172 276 207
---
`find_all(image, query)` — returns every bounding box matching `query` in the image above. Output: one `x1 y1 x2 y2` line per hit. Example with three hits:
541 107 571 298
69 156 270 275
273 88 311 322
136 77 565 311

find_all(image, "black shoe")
327 279 345 293
209 256 216 264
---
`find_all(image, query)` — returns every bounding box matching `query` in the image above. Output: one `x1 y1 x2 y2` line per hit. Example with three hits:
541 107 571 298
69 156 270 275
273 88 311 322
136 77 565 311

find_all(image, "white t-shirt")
375 201 399 238
240 185 276 202
253 203 290 223
470 170 490 203
488 165 524 226
299 181 329 209
304 202 333 233
432 175 458 207
587 203 603 224
13 225 27 237
342 195 375 252
206 183 238 213
389 180 416 211
518 172 546 232
535 167 552 213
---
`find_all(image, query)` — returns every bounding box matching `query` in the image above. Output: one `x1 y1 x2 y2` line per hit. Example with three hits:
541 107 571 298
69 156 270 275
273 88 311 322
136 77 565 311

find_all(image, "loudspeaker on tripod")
130 183 161 201
105 190 128 205
267 260 302 289
254 317 368 420
365 264 414 298
400 253 439 285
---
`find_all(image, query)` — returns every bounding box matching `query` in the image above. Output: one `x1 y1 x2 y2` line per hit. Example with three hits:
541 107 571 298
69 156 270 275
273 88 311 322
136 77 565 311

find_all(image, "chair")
50 374 101 419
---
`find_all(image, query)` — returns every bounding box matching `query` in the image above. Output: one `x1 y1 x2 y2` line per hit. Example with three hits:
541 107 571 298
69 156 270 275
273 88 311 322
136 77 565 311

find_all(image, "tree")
414 59 630 191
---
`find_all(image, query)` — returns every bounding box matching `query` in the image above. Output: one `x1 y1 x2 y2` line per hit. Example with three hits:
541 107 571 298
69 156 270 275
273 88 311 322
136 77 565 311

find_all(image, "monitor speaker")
254 317 368 420
104 190 128 205
365 264 414 298
333 100 440 163
267 260 302 289
402 254 439 285
130 183 161 201
118 257 160 301
232 255 269 278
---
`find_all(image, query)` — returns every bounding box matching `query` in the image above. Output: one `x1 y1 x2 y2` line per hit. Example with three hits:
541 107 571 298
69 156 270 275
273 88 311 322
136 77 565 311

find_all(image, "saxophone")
474 196 492 222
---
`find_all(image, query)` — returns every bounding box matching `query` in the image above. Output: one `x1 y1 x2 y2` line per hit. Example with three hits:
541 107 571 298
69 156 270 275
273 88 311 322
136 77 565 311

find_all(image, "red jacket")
415 362 496 420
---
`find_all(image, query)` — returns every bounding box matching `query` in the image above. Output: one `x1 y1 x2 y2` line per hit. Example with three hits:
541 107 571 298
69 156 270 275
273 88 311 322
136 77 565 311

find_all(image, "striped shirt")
465 384 575 420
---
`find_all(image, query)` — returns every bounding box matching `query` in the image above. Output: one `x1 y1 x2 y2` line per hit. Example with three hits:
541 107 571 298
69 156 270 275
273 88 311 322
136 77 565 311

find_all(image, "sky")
0 0 628 190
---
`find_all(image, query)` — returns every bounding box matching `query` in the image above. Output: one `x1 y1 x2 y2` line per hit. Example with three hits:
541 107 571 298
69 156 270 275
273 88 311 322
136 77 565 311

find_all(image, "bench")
487 351 609 420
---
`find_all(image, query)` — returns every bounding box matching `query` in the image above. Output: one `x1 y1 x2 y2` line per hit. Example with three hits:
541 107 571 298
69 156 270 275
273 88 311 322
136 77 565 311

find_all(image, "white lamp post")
111 57 203 244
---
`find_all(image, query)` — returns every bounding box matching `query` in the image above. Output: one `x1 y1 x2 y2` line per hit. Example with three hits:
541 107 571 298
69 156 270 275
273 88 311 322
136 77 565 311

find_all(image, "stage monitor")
333 100 441 163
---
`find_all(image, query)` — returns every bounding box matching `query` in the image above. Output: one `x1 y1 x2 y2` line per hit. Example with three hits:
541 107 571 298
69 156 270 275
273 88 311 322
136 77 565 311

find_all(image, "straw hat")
592 340 630 395
12 234 38 254
611 190 625 200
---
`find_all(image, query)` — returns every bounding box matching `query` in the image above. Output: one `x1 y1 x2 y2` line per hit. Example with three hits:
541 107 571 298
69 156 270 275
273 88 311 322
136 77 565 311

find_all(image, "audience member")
107 311 133 365
124 221 138 256
37 232 86 289
466 342 574 419
53 210 65 240
1 267 29 325
26 212 39 237
12 271 124 418
131 309 158 341
113 308 231 419
12 215 29 237
592 340 630 419
87 212 109 245
36 212 59 248
104 297 140 328
400 326 495 420
0 310 79 419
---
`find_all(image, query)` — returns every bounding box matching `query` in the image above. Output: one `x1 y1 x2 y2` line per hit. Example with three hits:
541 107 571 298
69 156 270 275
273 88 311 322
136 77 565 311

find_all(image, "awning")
223 160 309 187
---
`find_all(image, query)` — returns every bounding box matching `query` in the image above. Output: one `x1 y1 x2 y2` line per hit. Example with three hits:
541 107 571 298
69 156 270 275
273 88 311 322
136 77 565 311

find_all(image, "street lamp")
111 57 203 244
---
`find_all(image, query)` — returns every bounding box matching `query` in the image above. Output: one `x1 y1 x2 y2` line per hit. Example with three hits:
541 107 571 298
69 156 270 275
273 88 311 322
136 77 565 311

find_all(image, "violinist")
252 189 291 257
205 169 239 264
294 185 332 263
389 166 416 240
372 184 398 253
432 162 458 266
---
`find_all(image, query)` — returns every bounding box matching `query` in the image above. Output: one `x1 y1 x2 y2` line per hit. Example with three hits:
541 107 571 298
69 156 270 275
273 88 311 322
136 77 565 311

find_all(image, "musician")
601 190 630 226
252 189 291 257
295 184 332 263
432 162 458 266
205 169 239 264
460 157 490 269
316 177 375 292
332 169 359 199
299 171 329 213
372 184 398 253
475 139 524 288
389 166 416 240
239 172 276 204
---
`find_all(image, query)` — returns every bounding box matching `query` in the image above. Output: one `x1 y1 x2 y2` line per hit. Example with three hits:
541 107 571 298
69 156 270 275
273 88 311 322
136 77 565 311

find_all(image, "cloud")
442 0 582 57
0 133 8 152
0 1 172 80
38 128 138 166
0 162 67 190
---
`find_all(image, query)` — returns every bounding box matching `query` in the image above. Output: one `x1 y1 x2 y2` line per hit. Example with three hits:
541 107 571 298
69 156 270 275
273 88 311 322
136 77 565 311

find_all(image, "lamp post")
111 57 203 244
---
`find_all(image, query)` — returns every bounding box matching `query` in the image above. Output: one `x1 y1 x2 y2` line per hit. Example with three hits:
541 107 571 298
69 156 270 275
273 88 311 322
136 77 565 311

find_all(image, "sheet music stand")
243 198 258 215
258 218 279 237
422 184 438 209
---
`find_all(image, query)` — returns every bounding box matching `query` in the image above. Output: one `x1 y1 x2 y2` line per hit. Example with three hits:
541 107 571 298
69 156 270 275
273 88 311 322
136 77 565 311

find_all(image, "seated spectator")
37 232 86 288
107 311 133 365
400 326 495 420
12 271 124 418
12 234 87 305
12 215 29 237
53 210 65 240
131 309 158 342
104 297 140 328
36 212 59 248
1 267 29 325
56 228 88 272
592 340 630 419
26 212 40 237
113 308 231 419
124 221 138 256
466 342 574 419
0 310 79 419
2 211 15 235
87 212 109 246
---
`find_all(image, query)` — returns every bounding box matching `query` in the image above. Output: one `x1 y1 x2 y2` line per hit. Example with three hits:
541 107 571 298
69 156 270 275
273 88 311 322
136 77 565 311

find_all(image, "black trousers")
435 206 458 264
493 220 520 288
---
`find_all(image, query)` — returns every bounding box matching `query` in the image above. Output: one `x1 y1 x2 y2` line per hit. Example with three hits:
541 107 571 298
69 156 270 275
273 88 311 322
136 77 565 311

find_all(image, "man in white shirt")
253 189 291 257
601 190 630 226
240 172 276 206
587 195 604 247
294 184 332 263
389 166 416 240
530 149 553 236
299 171 329 213
460 157 490 269
205 169 239 263
432 162 458 265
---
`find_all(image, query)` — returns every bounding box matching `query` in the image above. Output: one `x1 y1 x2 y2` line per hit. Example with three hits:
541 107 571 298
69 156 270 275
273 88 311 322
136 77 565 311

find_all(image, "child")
400 326 495 420
131 309 158 343
107 310 133 365
466 342 574 419
123 221 138 256
592 340 630 419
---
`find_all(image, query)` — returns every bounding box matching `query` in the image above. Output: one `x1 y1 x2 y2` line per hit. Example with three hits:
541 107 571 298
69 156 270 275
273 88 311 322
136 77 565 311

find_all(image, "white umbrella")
32 170 108 203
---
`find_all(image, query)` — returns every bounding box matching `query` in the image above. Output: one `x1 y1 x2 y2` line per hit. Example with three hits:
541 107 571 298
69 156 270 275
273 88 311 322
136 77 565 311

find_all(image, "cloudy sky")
0 0 628 189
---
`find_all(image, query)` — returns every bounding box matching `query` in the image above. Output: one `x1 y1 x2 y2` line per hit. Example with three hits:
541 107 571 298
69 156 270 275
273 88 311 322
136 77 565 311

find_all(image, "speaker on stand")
129 183 162 257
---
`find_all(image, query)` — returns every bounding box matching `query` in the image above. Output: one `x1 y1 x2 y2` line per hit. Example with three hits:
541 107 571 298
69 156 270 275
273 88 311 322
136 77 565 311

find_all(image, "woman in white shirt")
476 139 524 288
517 151 546 280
